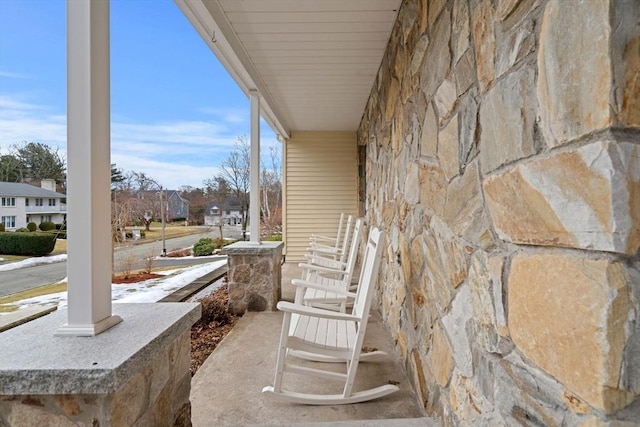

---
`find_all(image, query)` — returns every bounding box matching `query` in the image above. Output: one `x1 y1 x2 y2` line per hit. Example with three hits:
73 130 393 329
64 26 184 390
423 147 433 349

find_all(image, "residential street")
0 226 244 297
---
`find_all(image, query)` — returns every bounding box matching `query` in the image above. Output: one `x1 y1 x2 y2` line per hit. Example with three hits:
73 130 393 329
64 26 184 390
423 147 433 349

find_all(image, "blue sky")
0 0 278 189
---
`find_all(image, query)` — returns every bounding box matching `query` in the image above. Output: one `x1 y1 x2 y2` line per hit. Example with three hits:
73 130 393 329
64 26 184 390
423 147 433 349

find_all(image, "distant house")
0 180 67 230
134 190 189 222
166 191 189 221
204 199 243 226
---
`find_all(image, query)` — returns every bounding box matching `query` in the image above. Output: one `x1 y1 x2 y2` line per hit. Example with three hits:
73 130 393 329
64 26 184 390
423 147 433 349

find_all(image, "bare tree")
180 186 209 225
110 169 161 232
130 171 158 192
260 145 282 223
216 136 250 234
203 176 231 203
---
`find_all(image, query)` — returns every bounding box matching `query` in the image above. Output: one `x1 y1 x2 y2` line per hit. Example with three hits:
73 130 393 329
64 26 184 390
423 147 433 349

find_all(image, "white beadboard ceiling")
175 0 401 137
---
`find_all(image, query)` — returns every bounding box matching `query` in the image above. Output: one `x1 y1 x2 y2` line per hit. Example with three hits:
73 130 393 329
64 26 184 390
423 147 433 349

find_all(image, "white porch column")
58 0 122 336
249 90 260 243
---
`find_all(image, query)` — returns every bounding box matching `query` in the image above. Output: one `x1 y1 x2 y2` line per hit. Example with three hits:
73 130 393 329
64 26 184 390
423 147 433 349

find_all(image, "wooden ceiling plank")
232 22 394 34
219 0 400 13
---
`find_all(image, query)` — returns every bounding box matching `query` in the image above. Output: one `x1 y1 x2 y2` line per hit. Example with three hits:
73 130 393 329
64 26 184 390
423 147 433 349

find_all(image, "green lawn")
0 282 67 313
0 254 28 263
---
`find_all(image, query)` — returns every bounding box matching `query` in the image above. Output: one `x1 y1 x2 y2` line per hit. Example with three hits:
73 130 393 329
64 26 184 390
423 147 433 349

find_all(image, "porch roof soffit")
174 0 401 137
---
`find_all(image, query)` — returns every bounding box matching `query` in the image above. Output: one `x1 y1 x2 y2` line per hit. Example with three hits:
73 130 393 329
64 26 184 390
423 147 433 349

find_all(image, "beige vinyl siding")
284 131 358 263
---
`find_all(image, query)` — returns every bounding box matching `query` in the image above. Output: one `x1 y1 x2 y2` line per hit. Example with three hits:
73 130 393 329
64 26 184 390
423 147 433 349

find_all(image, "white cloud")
110 153 224 189
0 93 280 189
199 106 248 125
0 71 33 79
0 95 67 149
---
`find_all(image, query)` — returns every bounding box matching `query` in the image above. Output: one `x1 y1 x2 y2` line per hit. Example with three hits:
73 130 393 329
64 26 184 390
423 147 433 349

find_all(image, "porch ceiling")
175 0 401 137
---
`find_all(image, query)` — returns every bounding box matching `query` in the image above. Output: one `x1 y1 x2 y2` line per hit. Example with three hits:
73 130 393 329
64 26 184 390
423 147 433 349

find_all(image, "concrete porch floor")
190 263 437 426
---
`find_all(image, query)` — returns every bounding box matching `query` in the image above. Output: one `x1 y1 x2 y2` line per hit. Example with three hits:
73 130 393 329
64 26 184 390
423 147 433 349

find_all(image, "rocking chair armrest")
298 262 347 276
309 234 337 243
308 243 342 253
303 254 347 269
291 278 356 298
276 301 360 322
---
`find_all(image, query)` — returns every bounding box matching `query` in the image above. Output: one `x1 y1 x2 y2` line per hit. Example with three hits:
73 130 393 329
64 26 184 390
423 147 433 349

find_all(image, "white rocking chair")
262 227 398 405
308 213 351 263
296 218 364 312
308 212 345 247
309 212 344 247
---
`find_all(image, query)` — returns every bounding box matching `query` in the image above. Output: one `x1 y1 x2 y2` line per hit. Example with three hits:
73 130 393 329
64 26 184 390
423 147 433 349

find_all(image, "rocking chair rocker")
262 227 398 405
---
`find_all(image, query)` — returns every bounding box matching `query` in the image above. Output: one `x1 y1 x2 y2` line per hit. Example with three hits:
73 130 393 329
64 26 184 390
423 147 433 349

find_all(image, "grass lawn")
0 282 67 313
51 238 67 255
131 224 206 242
45 225 206 254
0 254 28 263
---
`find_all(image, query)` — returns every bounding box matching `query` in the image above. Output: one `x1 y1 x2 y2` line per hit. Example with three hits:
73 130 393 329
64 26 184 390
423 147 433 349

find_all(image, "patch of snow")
153 254 226 261
0 254 67 272
2 260 227 312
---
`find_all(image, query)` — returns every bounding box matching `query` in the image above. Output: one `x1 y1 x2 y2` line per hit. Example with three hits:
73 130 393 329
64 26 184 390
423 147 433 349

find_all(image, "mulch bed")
112 272 164 284
111 270 238 375
190 284 238 375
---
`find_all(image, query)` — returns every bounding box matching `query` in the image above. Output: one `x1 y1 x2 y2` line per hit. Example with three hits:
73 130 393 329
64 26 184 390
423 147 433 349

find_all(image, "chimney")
41 179 56 192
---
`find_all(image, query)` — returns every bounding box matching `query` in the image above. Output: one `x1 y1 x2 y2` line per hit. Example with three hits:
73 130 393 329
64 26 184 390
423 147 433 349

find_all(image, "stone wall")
1 331 192 426
358 0 639 424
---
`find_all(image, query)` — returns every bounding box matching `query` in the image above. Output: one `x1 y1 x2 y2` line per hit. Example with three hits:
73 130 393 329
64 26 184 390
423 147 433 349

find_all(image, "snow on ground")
0 254 67 272
3 260 227 311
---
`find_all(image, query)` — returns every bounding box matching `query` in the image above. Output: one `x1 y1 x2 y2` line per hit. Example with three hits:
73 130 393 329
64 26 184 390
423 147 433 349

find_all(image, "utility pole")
159 186 166 256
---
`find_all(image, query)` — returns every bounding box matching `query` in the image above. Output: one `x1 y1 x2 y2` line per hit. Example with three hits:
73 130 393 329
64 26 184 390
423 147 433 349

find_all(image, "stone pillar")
222 241 284 315
0 304 200 426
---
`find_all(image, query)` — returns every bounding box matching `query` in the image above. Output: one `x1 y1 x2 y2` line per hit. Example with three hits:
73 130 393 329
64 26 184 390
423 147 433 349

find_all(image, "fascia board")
174 0 290 139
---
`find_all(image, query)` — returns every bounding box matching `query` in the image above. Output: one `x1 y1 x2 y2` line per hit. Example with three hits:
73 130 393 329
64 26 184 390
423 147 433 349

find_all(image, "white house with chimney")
0 180 67 230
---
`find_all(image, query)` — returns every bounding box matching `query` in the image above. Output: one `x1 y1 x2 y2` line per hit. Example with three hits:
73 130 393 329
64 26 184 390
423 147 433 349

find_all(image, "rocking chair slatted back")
263 227 398 405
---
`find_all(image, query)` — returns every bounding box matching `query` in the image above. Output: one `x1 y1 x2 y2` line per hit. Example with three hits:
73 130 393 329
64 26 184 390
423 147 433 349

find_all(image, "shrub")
39 221 56 231
193 237 215 256
44 229 67 239
27 222 37 232
0 224 4 232
51 223 68 238
193 237 227 256
15 228 30 232
0 232 57 255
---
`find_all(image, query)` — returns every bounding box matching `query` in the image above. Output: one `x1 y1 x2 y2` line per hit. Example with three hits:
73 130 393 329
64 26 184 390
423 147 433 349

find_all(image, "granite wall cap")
222 241 284 256
0 302 200 395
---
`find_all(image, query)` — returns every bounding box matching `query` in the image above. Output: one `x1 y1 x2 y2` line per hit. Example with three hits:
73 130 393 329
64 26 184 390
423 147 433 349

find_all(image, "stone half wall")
358 0 640 425
0 303 200 427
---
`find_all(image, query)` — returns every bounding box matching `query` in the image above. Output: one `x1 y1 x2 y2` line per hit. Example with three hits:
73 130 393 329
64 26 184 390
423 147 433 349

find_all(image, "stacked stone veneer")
358 0 639 424
0 304 199 426
223 241 284 315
